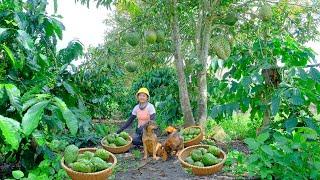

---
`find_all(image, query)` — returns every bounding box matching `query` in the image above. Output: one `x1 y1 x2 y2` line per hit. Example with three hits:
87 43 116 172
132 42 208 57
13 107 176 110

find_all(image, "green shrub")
223 150 247 176
245 128 320 179
124 67 182 130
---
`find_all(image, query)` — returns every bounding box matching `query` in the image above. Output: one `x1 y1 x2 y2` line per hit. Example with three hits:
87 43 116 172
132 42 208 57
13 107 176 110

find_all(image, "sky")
47 1 320 64
47 0 113 50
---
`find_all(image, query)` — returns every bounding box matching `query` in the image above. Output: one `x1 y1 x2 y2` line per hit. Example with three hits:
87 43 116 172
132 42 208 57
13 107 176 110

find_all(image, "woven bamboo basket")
183 126 204 147
178 144 226 176
101 136 132 154
61 148 117 180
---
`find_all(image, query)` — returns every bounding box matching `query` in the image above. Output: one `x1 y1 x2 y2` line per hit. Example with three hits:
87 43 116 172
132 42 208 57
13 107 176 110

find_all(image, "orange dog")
162 126 184 157
142 121 168 160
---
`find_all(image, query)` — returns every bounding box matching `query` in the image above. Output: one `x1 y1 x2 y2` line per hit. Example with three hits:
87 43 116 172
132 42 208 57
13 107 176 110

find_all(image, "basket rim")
101 135 133 149
183 126 203 143
178 144 227 169
61 148 117 175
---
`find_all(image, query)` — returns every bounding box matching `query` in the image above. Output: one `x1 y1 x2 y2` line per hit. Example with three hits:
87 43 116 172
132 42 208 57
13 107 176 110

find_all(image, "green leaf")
289 96 304 106
2 45 18 69
38 53 49 66
0 28 7 37
32 130 46 146
22 100 50 136
12 170 24 179
51 18 64 40
5 84 22 113
290 88 304 106
244 138 260 150
296 127 318 140
257 132 270 143
273 132 288 145
17 30 34 51
62 81 75 95
285 117 298 133
304 118 319 134
309 67 320 83
0 115 21 150
261 145 273 156
22 98 40 112
53 97 78 135
271 95 280 116
247 154 259 163
22 94 51 111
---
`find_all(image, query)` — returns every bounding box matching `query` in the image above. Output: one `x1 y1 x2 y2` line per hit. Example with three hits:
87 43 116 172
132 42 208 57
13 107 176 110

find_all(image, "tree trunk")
257 107 271 135
197 27 211 126
171 0 195 127
257 94 271 134
196 1 215 126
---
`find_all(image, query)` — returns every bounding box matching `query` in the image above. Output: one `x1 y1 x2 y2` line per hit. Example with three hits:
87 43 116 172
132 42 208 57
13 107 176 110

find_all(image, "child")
116 88 156 146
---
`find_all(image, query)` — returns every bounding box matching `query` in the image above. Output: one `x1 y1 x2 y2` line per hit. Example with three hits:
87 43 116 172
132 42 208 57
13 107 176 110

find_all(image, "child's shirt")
132 102 156 127
116 102 156 133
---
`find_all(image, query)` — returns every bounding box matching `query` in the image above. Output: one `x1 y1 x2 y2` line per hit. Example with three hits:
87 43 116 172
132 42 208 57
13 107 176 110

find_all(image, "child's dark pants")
132 126 143 146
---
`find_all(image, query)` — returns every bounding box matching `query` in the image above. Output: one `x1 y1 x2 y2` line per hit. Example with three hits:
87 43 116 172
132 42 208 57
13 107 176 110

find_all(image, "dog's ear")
165 126 177 134
143 121 152 128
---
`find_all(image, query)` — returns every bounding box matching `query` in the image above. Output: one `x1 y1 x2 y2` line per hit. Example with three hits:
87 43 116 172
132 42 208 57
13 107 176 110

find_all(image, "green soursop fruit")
77 154 90 161
72 162 92 173
68 163 75 169
191 149 203 162
119 132 130 140
211 36 231 60
185 156 194 165
202 153 219 166
192 128 200 135
94 149 110 161
115 137 128 146
64 145 79 164
124 61 138 73
91 157 110 171
106 134 116 143
156 30 165 43
224 13 238 26
77 159 91 164
83 151 95 160
208 145 220 156
259 4 273 21
193 161 205 167
198 147 208 155
103 139 109 145
109 143 116 147
145 30 157 44
182 129 190 136
126 32 139 46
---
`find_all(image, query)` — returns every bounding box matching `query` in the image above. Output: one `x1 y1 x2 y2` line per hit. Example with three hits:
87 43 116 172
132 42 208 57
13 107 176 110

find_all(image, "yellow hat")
136 88 150 98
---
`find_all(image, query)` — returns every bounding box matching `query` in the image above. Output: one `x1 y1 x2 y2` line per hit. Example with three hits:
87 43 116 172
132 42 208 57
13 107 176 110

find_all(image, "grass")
206 112 261 140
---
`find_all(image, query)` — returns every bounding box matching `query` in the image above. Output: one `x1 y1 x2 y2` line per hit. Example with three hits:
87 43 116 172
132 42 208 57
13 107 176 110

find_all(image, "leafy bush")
223 150 247 176
125 67 181 130
9 155 70 180
74 47 127 119
245 128 320 179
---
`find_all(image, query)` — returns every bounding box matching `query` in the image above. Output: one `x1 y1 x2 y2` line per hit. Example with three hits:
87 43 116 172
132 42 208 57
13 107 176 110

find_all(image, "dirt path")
113 151 233 180
109 139 249 180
